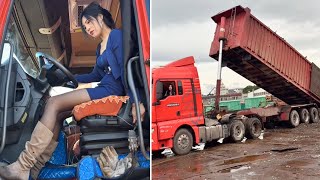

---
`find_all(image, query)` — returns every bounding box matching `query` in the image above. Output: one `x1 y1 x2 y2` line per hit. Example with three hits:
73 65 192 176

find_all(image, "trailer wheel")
309 107 319 123
229 120 245 142
299 108 310 124
173 128 193 155
289 110 300 127
245 118 262 139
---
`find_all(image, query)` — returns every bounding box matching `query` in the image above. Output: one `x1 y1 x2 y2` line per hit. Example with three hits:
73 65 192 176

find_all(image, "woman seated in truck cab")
164 84 176 97
0 2 145 179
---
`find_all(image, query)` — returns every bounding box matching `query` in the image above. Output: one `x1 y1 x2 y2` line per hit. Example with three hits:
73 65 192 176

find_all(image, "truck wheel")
245 118 262 139
299 108 310 124
229 120 245 142
173 128 193 155
289 110 300 127
309 107 319 123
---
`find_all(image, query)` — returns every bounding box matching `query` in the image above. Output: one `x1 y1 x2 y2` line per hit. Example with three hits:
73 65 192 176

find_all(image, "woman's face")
82 16 102 38
169 85 172 90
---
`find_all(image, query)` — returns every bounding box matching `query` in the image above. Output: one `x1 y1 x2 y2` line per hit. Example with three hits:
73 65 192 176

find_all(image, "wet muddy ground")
152 123 320 180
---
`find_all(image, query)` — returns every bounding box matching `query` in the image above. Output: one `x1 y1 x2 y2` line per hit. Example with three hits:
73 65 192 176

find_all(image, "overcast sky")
151 0 320 94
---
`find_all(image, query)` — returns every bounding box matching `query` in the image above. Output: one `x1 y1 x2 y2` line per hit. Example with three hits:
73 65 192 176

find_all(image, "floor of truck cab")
0 117 34 163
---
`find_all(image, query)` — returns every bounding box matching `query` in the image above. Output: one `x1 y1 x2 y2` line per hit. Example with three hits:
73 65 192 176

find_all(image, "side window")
178 81 183 95
162 81 176 99
2 15 39 78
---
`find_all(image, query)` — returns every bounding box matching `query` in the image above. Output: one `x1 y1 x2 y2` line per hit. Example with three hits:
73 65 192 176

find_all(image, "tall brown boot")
0 121 53 180
30 139 58 180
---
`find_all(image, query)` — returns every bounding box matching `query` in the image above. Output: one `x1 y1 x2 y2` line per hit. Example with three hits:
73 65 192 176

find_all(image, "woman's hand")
76 82 99 90
132 102 145 124
76 83 93 89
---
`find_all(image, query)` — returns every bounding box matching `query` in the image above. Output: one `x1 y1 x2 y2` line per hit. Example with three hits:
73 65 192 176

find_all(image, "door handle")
177 111 180 116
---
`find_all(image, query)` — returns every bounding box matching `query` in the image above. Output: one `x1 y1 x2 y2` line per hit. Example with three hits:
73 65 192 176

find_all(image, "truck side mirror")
156 81 163 101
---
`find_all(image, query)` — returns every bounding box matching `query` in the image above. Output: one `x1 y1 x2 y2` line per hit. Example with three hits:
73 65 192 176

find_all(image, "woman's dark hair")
80 2 115 34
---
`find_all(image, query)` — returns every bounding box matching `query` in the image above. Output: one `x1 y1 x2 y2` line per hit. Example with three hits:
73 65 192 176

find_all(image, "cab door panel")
0 60 15 128
0 60 31 145
155 95 181 122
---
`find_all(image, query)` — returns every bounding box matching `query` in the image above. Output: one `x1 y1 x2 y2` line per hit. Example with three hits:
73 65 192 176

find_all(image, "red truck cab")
152 56 264 155
152 56 205 154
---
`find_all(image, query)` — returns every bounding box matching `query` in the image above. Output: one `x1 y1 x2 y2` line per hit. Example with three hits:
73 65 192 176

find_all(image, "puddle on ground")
218 154 269 166
271 147 299 152
218 165 251 173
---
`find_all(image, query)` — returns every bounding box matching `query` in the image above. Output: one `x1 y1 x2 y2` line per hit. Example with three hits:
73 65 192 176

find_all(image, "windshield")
1 15 39 78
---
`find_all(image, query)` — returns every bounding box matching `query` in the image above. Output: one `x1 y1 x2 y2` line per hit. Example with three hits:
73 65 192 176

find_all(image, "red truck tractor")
152 56 262 155
0 0 150 179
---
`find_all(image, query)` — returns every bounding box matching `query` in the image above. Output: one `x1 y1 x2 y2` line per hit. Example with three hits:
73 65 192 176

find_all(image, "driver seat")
73 96 134 156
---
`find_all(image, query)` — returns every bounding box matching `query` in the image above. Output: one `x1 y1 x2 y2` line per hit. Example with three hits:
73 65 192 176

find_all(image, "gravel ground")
152 122 320 180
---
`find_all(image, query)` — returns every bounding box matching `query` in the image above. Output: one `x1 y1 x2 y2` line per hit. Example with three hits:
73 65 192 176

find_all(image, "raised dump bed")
210 6 320 106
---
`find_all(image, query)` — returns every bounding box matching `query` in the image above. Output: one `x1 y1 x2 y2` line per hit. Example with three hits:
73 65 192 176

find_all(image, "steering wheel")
35 52 78 88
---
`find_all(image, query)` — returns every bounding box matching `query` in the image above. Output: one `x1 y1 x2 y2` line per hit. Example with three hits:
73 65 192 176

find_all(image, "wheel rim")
303 110 309 122
235 126 242 137
178 134 190 150
252 125 256 133
252 122 260 134
312 109 318 119
292 114 298 124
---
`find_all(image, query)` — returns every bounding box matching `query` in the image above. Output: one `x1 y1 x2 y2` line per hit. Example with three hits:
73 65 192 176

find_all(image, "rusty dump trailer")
209 6 320 126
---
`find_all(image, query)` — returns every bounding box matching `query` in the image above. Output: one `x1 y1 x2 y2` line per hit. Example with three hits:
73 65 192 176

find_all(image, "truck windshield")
1 15 40 79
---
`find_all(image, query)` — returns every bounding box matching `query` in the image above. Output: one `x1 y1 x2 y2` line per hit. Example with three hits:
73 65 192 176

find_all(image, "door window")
162 81 176 99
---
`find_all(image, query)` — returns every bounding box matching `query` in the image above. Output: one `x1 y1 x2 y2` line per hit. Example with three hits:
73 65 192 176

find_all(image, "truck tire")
299 108 310 124
309 107 319 123
245 118 262 139
229 120 245 142
289 110 300 127
173 128 193 155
